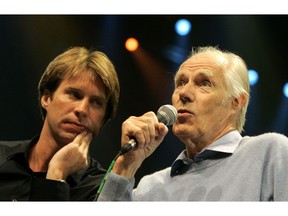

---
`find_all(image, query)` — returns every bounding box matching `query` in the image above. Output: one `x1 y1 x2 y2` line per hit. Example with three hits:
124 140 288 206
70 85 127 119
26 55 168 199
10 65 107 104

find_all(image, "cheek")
171 92 177 103
198 97 216 113
197 97 226 122
90 111 106 133
204 99 229 121
54 100 73 116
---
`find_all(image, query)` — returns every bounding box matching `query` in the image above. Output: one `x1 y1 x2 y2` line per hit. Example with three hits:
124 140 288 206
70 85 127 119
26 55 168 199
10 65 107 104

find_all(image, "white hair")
190 46 250 133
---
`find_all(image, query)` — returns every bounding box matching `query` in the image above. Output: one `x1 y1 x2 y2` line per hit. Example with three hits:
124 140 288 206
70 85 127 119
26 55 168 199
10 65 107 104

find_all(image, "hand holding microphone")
95 105 177 199
120 104 177 155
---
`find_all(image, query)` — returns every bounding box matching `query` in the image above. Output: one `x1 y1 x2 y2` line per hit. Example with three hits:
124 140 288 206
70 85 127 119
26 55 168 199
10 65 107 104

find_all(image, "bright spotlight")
175 19 191 36
283 82 288 98
125 37 139 52
248 69 259 86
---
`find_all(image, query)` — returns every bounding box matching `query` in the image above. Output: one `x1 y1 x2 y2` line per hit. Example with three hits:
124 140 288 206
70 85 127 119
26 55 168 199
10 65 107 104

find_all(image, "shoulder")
0 135 39 156
0 139 30 152
0 139 31 165
238 132 288 160
241 132 288 147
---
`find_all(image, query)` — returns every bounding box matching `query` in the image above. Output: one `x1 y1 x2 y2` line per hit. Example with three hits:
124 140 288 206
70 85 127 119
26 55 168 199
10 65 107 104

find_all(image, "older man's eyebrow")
197 70 215 78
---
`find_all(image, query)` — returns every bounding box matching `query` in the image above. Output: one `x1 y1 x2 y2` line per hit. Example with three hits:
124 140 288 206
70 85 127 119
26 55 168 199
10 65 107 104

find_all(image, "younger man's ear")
40 89 51 109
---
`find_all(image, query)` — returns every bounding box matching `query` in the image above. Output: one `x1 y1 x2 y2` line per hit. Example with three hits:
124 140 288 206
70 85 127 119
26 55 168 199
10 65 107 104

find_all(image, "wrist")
46 169 67 181
113 156 141 179
55 179 67 184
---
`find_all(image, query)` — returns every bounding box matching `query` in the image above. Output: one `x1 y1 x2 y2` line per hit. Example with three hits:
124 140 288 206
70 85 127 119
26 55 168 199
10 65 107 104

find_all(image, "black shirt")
0 136 106 201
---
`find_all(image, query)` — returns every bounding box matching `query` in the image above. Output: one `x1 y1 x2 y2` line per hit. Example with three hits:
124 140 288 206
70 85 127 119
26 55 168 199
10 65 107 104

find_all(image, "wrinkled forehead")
180 53 227 72
176 53 227 77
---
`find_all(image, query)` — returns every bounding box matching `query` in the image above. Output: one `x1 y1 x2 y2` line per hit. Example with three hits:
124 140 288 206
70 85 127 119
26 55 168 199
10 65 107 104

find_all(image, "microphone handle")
120 139 137 155
119 104 177 155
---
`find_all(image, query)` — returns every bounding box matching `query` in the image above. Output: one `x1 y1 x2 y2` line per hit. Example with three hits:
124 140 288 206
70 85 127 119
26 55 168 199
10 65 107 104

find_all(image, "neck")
184 126 236 159
28 132 60 172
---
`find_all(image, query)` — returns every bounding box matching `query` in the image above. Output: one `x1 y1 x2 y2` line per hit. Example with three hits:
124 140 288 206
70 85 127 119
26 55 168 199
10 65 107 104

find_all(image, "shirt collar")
205 130 242 153
170 130 242 177
3 136 38 161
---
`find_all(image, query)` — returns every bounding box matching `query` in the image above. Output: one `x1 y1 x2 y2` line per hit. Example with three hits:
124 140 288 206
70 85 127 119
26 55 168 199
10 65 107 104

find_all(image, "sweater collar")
170 130 242 177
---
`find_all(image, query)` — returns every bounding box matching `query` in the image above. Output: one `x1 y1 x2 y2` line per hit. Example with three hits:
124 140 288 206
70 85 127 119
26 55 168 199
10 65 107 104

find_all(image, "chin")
173 127 189 137
59 132 77 145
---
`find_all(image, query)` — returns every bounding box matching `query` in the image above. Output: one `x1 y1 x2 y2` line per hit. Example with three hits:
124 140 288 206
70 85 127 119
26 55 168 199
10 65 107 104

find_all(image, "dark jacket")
0 136 106 201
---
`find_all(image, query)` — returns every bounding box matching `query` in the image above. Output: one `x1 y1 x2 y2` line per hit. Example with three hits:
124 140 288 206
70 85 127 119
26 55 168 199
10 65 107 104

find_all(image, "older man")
98 46 288 201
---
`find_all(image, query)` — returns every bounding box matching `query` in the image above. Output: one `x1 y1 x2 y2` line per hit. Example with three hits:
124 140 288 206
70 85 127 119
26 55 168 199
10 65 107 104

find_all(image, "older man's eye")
176 80 186 87
201 80 211 87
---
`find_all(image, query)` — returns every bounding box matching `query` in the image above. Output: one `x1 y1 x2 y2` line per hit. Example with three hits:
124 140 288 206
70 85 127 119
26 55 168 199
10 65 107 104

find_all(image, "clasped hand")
46 131 92 181
114 111 169 178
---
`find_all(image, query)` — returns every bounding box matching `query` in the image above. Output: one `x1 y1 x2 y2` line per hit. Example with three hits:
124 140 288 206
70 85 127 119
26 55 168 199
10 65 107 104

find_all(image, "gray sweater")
98 132 288 201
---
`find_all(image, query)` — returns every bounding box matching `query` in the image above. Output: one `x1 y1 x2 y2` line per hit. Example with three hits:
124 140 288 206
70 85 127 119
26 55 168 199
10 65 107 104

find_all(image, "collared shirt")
0 136 106 201
170 130 242 177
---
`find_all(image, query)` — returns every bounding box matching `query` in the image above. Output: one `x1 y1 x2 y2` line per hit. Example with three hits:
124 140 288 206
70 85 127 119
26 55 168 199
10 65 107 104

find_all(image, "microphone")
156 104 178 126
119 104 178 155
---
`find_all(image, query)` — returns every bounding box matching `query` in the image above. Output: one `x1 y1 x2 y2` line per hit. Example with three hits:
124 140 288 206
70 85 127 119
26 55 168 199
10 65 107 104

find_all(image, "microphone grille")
156 104 178 126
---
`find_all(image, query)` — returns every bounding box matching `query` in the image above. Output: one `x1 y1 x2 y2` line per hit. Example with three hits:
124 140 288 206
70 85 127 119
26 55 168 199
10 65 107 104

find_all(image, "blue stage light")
248 69 259 86
175 19 191 36
283 82 288 98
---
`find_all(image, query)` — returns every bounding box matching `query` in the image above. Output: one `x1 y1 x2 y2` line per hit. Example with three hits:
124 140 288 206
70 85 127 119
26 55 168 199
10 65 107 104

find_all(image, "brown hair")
38 46 120 123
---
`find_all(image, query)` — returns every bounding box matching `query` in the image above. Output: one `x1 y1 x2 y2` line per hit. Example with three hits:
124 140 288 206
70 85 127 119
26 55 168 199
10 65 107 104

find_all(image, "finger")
79 132 93 152
73 130 88 144
138 116 155 146
143 112 159 145
122 120 146 146
155 123 169 142
82 131 93 145
122 112 157 148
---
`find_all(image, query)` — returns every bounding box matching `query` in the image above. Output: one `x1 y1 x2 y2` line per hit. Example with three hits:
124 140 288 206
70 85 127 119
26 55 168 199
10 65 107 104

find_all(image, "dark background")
0 15 287 185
